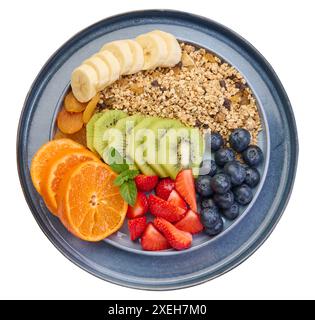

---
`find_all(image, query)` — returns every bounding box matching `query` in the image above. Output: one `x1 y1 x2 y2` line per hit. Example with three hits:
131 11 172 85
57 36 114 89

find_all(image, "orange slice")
41 149 100 215
57 107 84 134
64 91 87 113
30 138 85 194
57 161 127 241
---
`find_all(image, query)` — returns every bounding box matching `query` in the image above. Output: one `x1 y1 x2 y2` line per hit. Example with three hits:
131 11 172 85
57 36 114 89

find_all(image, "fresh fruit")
175 169 198 212
141 223 170 251
175 210 203 234
148 194 186 222
128 216 147 240
84 55 110 90
136 33 168 70
242 145 264 167
155 178 175 200
213 191 234 209
96 50 121 84
199 159 217 176
223 161 246 186
86 112 103 152
150 30 182 67
222 203 239 220
210 173 231 194
101 40 133 75
201 198 217 210
82 93 100 124
126 192 148 219
214 147 235 167
41 149 100 215
64 91 87 113
134 175 158 192
93 110 127 157
125 40 144 74
200 207 224 236
30 138 84 193
167 190 187 211
57 161 127 241
154 217 192 250
195 175 213 197
71 64 98 102
209 132 224 151
233 184 253 205
229 128 251 152
57 108 84 134
244 167 260 188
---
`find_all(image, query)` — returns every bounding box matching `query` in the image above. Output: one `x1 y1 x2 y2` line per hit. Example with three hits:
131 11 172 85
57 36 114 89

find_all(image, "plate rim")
17 9 299 290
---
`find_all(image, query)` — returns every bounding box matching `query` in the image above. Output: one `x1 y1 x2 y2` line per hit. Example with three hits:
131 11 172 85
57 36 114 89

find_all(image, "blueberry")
210 132 224 152
195 175 213 197
215 148 235 167
242 145 264 167
199 159 217 176
213 191 234 209
201 198 217 209
210 173 231 194
229 128 251 152
224 161 246 186
222 203 239 220
233 184 253 205
201 207 224 236
245 167 261 188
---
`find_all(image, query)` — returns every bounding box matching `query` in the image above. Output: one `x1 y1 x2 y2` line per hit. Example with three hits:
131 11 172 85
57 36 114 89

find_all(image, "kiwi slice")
93 110 127 158
86 112 104 153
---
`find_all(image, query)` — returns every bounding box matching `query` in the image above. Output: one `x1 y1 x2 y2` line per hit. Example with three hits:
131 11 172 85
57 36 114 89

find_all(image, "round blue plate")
17 10 298 290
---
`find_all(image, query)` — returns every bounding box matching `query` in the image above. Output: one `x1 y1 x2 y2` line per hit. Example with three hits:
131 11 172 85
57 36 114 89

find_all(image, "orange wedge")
57 161 127 241
41 149 100 215
30 139 84 194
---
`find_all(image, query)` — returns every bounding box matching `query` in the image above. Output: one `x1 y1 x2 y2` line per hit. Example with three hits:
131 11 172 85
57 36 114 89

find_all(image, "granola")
99 43 261 143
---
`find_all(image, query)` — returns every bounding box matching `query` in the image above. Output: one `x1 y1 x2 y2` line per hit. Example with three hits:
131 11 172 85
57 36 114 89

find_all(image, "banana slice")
96 50 121 84
125 40 144 74
135 33 168 70
150 30 182 67
84 56 110 90
71 64 98 103
101 40 133 75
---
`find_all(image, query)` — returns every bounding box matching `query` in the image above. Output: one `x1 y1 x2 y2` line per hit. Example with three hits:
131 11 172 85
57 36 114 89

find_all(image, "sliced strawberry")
154 217 192 250
175 169 197 212
126 192 148 219
155 178 175 200
135 174 159 192
148 194 186 222
175 210 204 234
128 216 147 240
167 190 188 210
141 223 170 251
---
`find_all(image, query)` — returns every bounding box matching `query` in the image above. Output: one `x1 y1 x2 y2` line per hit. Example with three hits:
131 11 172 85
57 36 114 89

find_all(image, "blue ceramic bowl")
17 10 298 290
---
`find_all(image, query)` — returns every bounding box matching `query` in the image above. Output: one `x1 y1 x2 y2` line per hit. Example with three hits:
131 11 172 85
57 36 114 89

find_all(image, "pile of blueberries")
196 128 264 237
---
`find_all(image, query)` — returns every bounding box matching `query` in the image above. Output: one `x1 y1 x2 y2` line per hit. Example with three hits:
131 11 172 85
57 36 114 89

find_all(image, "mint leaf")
114 169 139 186
119 180 137 206
107 147 129 173
110 163 129 174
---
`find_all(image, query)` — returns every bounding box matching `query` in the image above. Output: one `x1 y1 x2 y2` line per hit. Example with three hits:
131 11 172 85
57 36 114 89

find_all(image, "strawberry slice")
148 194 186 222
128 216 147 240
154 217 192 250
141 223 170 251
155 178 175 200
175 169 197 212
175 210 204 234
126 192 148 219
135 174 159 192
167 190 188 210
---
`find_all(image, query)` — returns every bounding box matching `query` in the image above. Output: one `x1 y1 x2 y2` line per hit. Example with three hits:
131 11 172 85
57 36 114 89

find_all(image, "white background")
0 0 314 300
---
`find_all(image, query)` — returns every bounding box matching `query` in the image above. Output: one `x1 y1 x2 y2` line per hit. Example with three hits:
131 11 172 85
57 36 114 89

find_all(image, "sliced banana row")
71 30 182 102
